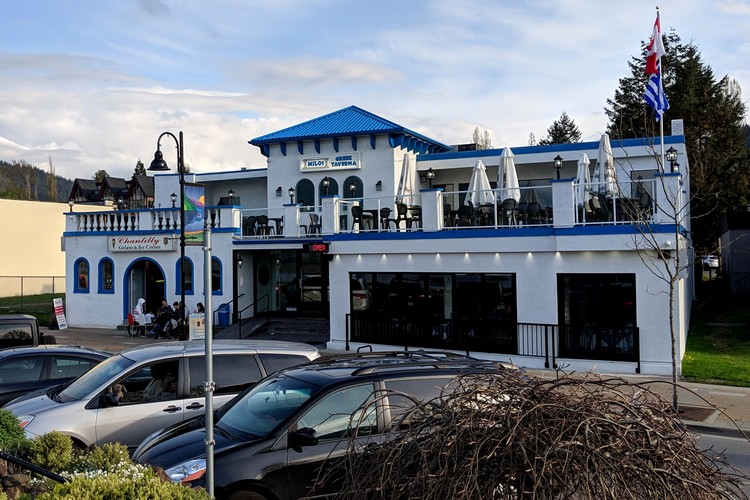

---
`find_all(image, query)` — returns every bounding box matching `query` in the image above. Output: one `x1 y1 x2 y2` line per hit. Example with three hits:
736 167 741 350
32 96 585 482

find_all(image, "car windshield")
217 374 323 440
58 354 135 403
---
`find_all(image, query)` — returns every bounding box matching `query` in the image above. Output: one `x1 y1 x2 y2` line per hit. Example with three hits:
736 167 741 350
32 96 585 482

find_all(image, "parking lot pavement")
50 326 750 438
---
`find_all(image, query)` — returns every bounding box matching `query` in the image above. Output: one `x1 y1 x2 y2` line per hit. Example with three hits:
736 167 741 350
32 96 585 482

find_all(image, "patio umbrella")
465 159 496 206
497 147 521 202
395 153 416 205
575 153 592 205
594 133 618 197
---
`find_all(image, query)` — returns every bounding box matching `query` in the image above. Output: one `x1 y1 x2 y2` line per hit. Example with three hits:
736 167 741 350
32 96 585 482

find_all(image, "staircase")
215 317 329 348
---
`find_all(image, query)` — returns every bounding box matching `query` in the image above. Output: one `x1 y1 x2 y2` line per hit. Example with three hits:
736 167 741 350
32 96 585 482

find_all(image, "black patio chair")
408 205 422 229
380 207 395 230
500 198 517 226
351 205 371 230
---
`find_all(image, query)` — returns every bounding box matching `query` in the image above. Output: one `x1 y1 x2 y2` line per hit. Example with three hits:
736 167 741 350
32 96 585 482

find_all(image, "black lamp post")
288 187 295 204
553 155 563 180
349 182 356 198
322 176 330 195
228 189 235 204
148 131 186 341
666 147 678 173
426 167 435 189
68 199 74 212
170 192 177 208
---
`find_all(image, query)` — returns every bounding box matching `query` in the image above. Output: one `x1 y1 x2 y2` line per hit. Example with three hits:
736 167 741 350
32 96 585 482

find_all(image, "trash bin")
217 303 231 327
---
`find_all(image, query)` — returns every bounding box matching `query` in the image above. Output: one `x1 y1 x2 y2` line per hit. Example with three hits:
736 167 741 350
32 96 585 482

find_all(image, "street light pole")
148 131 186 341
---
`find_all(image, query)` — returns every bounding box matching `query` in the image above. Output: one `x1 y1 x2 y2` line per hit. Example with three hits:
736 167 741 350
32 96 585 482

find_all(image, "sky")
1 0 749 180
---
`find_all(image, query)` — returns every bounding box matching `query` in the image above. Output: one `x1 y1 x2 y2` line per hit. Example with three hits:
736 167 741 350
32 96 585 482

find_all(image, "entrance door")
127 260 165 319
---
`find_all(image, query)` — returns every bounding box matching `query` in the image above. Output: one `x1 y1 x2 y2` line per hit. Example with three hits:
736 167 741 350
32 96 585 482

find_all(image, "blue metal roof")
417 135 686 162
249 105 451 156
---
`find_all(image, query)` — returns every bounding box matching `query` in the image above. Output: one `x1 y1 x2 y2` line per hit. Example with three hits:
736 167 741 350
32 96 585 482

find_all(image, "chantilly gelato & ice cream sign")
109 236 176 252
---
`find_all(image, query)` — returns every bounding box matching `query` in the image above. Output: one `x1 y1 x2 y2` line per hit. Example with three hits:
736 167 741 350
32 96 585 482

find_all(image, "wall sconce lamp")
553 155 563 180
322 176 330 195
375 180 382 192
276 186 282 197
68 199 74 212
237 254 243 269
170 192 177 208
288 187 295 204
228 189 235 204
666 146 678 173
349 182 356 198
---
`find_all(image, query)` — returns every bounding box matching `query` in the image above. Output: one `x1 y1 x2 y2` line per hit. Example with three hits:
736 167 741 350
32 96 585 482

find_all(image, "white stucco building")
63 106 692 376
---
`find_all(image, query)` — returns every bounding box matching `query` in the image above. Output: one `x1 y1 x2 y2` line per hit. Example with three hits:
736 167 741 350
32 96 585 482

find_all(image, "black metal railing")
346 315 556 367
235 293 270 339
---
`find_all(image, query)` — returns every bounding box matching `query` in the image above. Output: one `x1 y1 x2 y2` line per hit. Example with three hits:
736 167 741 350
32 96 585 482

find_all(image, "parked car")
133 351 518 499
0 314 56 350
702 255 719 269
5 340 319 451
0 345 109 407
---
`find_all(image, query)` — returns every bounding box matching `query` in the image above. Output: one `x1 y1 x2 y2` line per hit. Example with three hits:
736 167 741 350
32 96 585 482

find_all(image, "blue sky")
1 0 748 180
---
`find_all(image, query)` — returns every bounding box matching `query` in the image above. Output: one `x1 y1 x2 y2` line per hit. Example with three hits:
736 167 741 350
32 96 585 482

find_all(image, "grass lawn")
682 288 750 387
0 292 63 327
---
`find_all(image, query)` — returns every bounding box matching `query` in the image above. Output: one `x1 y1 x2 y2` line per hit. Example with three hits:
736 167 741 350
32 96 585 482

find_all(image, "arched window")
212 257 222 295
74 258 90 293
98 258 114 294
295 179 314 209
176 257 194 295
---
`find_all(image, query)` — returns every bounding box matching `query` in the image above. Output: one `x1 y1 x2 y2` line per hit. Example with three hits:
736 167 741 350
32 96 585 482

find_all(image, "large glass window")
558 274 637 360
177 257 194 295
211 257 222 294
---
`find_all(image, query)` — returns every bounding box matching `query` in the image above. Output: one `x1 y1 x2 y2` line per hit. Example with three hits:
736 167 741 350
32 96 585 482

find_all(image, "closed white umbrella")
395 153 416 205
497 147 521 202
595 133 618 197
575 153 592 205
465 160 495 206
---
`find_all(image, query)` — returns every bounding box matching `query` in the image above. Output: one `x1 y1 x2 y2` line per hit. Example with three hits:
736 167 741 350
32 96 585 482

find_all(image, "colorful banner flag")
643 12 669 120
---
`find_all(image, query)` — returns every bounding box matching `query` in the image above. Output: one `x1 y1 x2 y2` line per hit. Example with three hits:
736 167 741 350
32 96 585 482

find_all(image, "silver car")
5 340 319 451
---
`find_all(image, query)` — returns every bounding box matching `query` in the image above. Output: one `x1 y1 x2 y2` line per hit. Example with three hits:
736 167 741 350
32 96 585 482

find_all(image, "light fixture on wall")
426 167 435 189
375 180 382 192
553 155 563 180
349 182 356 198
237 254 243 269
666 147 678 173
275 186 282 197
170 192 177 208
322 176 330 195
288 187 295 204
117 197 125 211
228 189 235 204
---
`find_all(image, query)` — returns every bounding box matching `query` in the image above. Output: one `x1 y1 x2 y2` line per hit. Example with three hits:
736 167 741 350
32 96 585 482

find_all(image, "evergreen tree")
472 127 493 150
47 157 58 202
93 170 109 184
605 31 749 252
134 159 146 176
538 112 582 145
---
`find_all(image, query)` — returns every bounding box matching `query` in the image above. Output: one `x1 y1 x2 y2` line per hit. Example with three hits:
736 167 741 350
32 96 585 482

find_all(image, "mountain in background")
0 160 74 202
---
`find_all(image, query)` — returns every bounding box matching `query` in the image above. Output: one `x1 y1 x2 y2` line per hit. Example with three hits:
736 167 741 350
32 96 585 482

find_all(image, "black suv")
133 351 516 499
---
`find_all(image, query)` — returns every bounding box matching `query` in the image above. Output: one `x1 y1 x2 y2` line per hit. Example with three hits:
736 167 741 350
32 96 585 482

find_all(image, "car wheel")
227 490 269 500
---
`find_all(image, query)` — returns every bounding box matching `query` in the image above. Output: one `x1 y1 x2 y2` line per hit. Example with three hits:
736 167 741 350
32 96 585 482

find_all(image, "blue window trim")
74 258 90 294
176 256 195 296
212 257 223 295
98 257 115 294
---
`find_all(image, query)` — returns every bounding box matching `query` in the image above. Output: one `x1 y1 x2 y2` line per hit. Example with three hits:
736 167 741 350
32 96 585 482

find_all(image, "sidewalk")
52 326 750 438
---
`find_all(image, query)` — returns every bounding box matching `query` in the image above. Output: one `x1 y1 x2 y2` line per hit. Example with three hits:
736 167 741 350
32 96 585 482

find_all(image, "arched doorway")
125 258 166 320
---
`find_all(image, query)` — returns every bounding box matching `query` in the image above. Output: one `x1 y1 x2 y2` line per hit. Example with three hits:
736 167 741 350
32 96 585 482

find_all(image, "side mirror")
289 427 318 453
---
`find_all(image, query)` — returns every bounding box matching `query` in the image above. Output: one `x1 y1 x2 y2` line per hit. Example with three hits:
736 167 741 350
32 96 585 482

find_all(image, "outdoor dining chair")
351 205 372 230
500 198 517 226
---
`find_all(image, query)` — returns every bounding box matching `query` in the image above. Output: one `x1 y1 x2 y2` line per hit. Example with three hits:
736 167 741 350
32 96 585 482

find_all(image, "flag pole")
657 7 665 174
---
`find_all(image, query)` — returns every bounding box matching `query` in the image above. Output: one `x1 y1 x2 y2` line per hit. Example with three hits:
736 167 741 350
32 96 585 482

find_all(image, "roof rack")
309 350 502 376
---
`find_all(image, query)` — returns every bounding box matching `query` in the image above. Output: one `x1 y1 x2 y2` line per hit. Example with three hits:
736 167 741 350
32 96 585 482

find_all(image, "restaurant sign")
109 235 176 252
300 152 361 171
